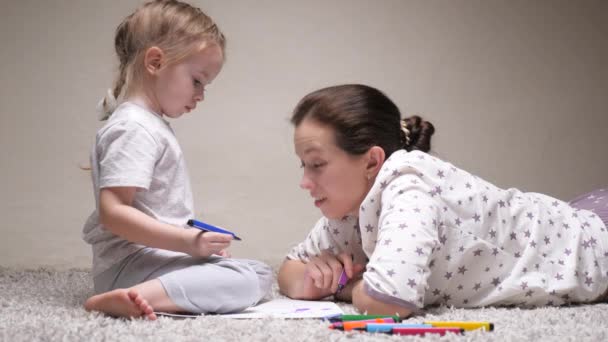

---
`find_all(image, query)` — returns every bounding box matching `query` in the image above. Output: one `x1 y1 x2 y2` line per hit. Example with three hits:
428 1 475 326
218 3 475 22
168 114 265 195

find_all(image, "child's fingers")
203 232 234 242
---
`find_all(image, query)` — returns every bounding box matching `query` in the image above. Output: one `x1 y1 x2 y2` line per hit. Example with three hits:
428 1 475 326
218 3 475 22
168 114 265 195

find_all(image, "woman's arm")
351 280 412 318
99 187 231 257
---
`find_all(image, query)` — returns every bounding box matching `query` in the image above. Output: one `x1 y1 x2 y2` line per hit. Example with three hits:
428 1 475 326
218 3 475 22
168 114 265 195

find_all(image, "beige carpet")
1 267 607 341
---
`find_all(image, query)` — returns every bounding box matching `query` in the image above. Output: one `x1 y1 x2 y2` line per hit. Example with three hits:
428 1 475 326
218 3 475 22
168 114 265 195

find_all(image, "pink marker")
336 270 349 293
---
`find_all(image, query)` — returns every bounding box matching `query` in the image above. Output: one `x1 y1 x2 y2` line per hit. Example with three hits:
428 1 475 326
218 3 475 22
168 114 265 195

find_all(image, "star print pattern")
287 151 608 310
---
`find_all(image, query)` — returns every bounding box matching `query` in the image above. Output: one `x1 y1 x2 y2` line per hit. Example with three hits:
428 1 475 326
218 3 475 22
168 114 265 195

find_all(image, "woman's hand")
334 267 365 302
183 229 233 257
303 250 365 295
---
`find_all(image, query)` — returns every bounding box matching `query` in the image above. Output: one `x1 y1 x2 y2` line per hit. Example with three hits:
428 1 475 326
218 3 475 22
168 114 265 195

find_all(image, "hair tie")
400 120 411 146
96 89 117 121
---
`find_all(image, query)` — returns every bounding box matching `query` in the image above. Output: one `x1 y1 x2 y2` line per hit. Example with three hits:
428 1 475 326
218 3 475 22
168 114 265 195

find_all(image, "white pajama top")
287 150 608 310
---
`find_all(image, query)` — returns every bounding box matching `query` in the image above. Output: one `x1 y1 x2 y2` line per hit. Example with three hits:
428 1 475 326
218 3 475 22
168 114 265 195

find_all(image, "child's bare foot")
85 289 157 320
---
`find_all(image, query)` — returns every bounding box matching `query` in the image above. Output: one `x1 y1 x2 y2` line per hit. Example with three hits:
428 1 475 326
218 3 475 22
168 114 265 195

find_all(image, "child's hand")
304 250 363 294
217 249 231 258
186 230 233 257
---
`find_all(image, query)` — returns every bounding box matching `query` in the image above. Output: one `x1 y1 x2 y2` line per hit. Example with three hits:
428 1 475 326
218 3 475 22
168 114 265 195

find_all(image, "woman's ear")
144 46 164 74
365 146 385 177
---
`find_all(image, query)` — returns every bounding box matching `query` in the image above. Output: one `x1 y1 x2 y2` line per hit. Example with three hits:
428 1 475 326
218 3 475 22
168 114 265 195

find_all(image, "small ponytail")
96 88 119 121
400 115 435 152
96 60 128 121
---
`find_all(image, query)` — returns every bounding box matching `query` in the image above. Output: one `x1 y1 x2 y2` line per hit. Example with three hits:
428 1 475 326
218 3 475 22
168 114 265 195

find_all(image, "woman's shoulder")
384 150 454 173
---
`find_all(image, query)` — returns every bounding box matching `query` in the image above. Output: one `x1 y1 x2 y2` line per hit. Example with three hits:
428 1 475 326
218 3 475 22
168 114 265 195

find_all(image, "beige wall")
1 0 607 270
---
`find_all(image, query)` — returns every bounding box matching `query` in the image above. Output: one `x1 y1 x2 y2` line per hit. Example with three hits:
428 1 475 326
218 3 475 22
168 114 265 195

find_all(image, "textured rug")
1 267 607 342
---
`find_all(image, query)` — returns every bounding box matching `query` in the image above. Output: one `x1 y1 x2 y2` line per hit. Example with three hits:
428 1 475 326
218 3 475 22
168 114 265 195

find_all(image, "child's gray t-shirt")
82 102 194 277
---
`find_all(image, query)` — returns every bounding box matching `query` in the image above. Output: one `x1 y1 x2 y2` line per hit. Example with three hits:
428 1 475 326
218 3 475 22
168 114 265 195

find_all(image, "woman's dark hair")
291 84 435 157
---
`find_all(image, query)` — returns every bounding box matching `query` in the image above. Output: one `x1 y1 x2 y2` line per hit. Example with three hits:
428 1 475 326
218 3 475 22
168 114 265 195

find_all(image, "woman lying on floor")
278 84 608 318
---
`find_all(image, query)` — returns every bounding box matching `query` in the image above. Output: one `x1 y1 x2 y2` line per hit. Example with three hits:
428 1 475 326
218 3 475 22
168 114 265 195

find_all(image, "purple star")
407 279 417 288
510 232 517 240
432 288 440 296
466 182 472 189
544 236 551 245
492 248 499 256
524 230 532 238
365 224 374 232
525 290 534 297
564 248 572 256
473 214 481 222
489 230 497 238
442 294 451 302
473 283 481 291
333 228 339 235
491 278 500 286
585 277 593 286
387 269 396 277
555 273 563 281
458 266 467 275
498 200 506 208
521 282 528 290
455 218 462 226
437 170 445 178
526 212 534 220
415 247 424 256
473 249 482 256
582 240 591 249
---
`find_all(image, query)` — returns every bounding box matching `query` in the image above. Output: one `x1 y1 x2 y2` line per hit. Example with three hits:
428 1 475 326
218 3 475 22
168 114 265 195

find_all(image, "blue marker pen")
362 323 432 333
187 219 242 241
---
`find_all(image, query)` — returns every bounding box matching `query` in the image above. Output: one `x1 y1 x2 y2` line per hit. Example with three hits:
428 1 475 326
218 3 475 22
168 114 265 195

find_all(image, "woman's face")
294 118 372 219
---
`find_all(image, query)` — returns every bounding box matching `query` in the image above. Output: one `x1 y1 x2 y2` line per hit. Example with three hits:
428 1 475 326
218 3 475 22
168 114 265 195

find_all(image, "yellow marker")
424 321 494 331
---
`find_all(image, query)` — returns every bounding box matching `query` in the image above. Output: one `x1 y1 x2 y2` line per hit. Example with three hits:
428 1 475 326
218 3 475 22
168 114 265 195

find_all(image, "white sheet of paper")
156 299 343 319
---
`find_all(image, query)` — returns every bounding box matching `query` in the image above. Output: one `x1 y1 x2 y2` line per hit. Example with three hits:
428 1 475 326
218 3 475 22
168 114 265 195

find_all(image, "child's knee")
241 260 273 298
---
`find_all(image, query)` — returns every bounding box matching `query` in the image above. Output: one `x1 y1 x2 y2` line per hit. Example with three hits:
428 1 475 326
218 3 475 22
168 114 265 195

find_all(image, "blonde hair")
97 0 226 120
